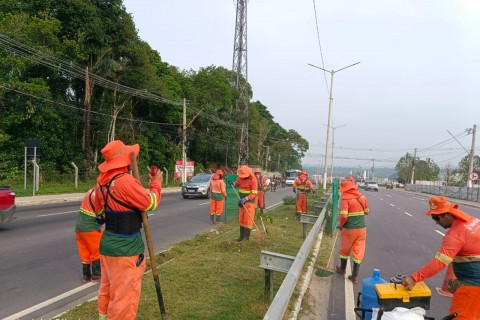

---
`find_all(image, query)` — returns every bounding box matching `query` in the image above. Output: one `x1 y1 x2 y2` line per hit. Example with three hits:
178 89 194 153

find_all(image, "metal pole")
182 98 187 183
321 72 334 190
24 147 27 190
468 125 476 188
71 162 78 188
163 167 169 186
330 124 346 181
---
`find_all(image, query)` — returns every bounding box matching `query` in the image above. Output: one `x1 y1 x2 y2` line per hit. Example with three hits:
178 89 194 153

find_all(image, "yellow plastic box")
374 281 431 311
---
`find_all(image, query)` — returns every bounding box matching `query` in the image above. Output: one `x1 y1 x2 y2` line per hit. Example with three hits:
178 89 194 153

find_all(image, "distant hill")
302 165 397 180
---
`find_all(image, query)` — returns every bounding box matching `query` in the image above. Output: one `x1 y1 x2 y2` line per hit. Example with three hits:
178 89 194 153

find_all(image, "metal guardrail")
263 187 337 320
405 184 480 201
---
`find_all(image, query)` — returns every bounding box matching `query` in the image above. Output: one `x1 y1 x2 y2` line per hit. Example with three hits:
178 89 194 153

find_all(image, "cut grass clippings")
58 192 334 320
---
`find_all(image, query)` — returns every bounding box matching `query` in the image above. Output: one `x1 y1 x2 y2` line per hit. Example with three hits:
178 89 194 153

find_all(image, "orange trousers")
98 254 146 320
449 286 480 320
239 201 256 229
295 193 308 214
210 199 224 215
257 190 265 209
75 229 103 264
339 228 367 264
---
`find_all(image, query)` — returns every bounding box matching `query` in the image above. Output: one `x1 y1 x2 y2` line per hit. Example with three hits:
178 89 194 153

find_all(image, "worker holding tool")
93 140 162 320
254 168 267 214
75 187 103 283
209 169 227 224
230 165 258 241
292 170 315 219
402 196 480 320
335 177 369 284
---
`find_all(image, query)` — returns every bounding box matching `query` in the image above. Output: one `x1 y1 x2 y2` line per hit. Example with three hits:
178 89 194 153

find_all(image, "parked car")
0 186 16 223
182 173 214 199
365 181 379 192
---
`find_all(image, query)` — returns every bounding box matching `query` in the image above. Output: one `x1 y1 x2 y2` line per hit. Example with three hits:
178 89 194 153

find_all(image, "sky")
122 0 480 173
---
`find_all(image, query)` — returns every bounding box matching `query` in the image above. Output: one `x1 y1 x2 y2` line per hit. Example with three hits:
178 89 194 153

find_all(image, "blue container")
361 269 387 320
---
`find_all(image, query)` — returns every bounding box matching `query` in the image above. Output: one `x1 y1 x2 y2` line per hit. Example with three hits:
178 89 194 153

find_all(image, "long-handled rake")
229 184 266 240
130 153 167 320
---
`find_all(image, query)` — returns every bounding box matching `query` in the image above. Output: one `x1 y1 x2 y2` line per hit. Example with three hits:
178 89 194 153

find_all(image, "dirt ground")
297 270 333 320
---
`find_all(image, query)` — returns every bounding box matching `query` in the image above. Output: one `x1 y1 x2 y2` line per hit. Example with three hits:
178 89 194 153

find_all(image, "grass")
56 192 336 320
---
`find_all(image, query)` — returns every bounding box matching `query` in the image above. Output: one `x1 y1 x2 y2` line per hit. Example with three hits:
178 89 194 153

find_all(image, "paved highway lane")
0 187 290 319
332 188 480 320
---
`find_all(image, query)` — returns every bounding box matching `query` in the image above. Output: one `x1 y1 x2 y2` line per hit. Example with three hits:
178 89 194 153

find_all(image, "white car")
365 181 379 191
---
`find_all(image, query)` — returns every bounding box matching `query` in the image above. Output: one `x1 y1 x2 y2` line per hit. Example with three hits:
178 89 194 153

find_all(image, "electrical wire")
311 0 329 92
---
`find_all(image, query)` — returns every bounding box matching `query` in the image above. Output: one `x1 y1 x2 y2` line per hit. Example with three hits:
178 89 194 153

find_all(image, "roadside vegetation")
58 191 335 320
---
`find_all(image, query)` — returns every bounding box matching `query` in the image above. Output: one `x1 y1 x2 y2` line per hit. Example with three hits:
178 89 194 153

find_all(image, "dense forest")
0 0 308 183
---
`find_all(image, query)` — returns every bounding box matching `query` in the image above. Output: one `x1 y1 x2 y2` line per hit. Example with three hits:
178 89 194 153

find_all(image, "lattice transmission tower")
232 0 249 167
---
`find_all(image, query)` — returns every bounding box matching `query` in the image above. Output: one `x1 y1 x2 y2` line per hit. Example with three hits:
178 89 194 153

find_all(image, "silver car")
365 181 379 191
182 173 213 199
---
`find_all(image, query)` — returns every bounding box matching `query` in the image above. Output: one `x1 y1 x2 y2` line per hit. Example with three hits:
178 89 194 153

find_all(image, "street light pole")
308 62 360 190
330 124 347 181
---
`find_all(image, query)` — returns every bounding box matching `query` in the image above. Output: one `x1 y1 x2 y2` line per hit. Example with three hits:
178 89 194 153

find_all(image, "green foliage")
0 0 308 184
395 153 440 183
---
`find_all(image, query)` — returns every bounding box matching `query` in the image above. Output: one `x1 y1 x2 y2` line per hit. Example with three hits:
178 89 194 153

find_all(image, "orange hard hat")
237 165 251 178
300 170 308 176
215 169 223 175
254 168 262 174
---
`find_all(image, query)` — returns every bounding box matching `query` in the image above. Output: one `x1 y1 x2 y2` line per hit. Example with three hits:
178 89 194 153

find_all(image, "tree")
456 154 480 185
395 153 415 184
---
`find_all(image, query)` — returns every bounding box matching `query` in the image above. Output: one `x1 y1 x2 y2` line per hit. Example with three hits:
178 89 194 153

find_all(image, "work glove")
96 215 105 225
238 197 248 207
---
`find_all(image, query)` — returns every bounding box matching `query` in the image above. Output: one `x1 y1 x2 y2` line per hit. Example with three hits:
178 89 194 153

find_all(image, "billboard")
175 160 195 179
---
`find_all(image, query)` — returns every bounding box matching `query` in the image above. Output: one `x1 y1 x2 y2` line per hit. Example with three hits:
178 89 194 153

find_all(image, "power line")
311 0 329 92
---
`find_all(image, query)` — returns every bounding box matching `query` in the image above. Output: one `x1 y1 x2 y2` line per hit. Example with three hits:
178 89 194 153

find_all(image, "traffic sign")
468 172 479 181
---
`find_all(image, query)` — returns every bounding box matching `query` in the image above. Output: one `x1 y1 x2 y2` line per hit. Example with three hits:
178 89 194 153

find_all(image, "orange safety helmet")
254 168 262 174
215 169 223 175
300 170 308 177
237 165 252 178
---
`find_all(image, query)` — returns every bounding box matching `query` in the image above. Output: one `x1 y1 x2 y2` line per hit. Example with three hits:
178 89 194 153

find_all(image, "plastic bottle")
361 269 387 320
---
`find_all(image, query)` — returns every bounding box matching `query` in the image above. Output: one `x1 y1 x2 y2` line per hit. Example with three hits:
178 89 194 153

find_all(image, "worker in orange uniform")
254 168 267 214
209 169 227 224
402 196 480 320
93 140 162 320
335 177 369 284
292 170 315 219
75 187 103 283
230 165 258 241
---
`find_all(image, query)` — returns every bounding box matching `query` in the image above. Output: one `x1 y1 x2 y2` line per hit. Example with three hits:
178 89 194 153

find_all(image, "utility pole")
468 124 477 188
329 124 347 181
182 98 187 184
371 158 375 180
308 62 360 190
264 145 269 170
410 148 417 184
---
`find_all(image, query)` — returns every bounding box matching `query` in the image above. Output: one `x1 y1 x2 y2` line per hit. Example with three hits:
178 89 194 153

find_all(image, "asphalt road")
327 188 480 319
0 187 289 320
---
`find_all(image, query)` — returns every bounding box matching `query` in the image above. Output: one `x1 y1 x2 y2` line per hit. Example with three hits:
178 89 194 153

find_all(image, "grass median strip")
58 193 335 320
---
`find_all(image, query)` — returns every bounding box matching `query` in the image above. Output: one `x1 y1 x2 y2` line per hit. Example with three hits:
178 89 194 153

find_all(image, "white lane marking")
389 204 395 207
404 212 412 217
435 230 446 237
198 201 210 206
4 282 98 320
379 198 383 201
37 211 77 217
345 259 356 320
386 194 392 197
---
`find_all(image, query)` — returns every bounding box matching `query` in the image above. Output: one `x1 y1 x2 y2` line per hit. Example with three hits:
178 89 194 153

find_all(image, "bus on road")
285 169 301 186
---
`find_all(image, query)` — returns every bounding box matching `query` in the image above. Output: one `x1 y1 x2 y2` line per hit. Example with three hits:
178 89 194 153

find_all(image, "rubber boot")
348 262 360 284
210 214 215 225
236 226 244 242
260 208 264 215
82 264 91 283
336 258 347 276
243 228 251 241
91 259 101 282
216 214 222 224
